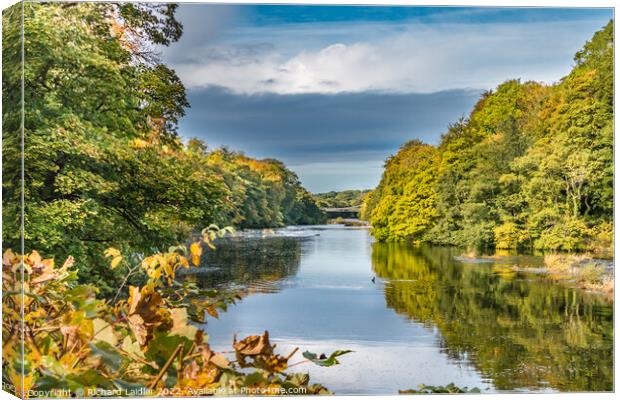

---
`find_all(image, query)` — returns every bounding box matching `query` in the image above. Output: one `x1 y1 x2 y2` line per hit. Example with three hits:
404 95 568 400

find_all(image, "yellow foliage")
190 241 202 266
2 244 340 396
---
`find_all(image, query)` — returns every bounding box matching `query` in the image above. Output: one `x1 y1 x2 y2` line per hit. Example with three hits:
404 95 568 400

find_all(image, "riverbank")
456 251 614 299
327 217 369 227
543 254 614 298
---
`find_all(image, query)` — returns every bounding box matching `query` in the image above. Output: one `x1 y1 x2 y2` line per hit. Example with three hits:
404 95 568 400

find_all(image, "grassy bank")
544 254 614 298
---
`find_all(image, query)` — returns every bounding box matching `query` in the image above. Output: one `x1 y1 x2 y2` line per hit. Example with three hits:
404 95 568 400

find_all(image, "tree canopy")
362 20 614 252
2 2 325 294
313 190 372 209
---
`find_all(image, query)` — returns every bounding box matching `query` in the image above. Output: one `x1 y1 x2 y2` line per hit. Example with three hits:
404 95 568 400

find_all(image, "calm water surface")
184 225 613 394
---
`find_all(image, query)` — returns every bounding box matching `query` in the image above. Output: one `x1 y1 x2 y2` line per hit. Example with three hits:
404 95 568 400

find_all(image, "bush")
535 217 593 251
2 229 350 397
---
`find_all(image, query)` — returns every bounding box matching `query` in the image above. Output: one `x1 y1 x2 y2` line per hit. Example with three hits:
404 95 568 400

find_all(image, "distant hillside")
313 190 372 208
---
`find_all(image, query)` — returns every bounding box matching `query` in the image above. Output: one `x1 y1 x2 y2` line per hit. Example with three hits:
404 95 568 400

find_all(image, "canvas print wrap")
1 1 614 397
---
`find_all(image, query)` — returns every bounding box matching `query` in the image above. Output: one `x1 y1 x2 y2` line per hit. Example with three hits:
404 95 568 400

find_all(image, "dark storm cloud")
180 86 481 160
162 5 612 192
177 87 480 191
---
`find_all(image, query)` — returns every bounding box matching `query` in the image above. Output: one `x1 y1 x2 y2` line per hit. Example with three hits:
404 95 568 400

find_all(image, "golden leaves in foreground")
233 331 297 373
234 330 275 356
126 285 171 347
140 252 190 285
2 245 346 397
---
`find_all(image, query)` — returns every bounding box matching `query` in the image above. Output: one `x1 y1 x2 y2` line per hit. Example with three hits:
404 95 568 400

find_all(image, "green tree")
363 21 613 252
313 190 372 208
511 20 613 250
366 140 439 241
3 2 205 292
2 3 325 295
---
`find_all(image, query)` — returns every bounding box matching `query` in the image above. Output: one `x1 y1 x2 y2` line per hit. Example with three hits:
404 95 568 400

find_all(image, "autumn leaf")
89 341 128 373
104 248 123 269
2 249 16 267
61 255 75 270
256 354 289 373
104 247 121 259
209 352 230 369
169 308 198 340
189 241 202 266
233 331 274 356
205 305 219 318
126 285 169 347
92 318 117 346
111 256 122 269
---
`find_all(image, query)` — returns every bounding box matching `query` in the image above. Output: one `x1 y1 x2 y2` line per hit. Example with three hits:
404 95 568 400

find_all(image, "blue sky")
160 5 613 192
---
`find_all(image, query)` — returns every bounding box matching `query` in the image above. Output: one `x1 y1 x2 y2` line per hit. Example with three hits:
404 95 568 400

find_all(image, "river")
183 224 613 394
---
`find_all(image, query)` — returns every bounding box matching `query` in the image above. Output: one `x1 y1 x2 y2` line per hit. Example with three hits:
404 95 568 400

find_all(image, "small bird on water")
371 277 375 283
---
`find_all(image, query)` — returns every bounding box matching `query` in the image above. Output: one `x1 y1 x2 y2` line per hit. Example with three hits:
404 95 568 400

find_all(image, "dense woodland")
313 189 371 208
2 3 325 294
362 21 614 252
2 4 345 394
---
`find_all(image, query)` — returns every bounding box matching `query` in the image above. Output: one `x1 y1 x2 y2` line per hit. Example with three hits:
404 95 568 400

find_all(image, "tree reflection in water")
182 236 302 294
372 243 613 392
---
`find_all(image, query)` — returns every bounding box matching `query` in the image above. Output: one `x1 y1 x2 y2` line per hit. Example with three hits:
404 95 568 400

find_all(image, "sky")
159 5 613 193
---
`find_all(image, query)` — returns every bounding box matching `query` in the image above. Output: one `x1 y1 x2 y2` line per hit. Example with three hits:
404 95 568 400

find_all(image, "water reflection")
183 236 302 293
372 243 613 391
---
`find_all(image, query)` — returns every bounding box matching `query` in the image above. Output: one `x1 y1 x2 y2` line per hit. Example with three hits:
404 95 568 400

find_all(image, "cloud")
168 19 610 95
158 5 612 191
180 86 480 149
178 86 480 192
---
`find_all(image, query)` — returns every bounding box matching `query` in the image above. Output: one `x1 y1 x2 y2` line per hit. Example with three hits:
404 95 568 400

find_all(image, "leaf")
256 354 289 373
127 286 142 314
233 331 274 356
169 308 198 340
2 249 16 267
89 341 127 373
32 375 64 392
66 285 100 317
167 245 186 255
60 325 81 353
144 333 190 369
127 314 148 347
111 256 122 269
121 336 145 359
302 350 353 367
61 255 75 270
67 370 110 388
285 372 310 387
205 305 219 318
104 247 121 259
209 352 230 369
40 355 66 377
105 248 122 269
113 379 148 392
92 318 117 346
4 290 47 304
126 285 168 346
243 371 266 386
189 241 202 266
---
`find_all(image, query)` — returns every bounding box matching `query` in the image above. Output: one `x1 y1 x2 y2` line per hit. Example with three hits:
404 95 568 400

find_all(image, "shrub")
2 227 350 397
